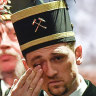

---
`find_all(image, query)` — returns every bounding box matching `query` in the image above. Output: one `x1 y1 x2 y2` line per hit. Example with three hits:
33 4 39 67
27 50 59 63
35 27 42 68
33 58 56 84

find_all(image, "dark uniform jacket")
82 80 96 96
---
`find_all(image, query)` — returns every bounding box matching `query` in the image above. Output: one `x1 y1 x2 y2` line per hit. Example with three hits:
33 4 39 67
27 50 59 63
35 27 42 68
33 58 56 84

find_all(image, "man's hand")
8 65 43 96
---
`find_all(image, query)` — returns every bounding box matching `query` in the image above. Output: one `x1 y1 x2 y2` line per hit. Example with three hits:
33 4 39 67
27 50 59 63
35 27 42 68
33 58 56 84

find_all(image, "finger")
23 71 35 90
23 65 41 89
8 69 33 96
8 79 18 96
33 65 42 73
32 78 44 96
27 69 43 95
11 79 18 90
16 68 32 88
13 79 18 85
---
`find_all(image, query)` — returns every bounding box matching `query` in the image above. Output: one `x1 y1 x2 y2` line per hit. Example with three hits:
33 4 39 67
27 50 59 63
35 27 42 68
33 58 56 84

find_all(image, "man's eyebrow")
51 53 68 56
52 50 69 55
31 55 42 62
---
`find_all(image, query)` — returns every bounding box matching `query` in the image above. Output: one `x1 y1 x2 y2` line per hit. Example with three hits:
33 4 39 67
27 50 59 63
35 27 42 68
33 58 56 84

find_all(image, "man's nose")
0 32 11 49
43 61 58 77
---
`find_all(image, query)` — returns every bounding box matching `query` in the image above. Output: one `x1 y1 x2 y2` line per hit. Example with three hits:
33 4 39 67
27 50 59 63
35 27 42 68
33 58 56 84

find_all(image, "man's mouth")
48 80 63 86
0 54 16 61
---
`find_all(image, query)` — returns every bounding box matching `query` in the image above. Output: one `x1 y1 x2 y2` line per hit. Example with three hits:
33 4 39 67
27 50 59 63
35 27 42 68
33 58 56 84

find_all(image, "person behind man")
8 0 96 96
0 0 25 96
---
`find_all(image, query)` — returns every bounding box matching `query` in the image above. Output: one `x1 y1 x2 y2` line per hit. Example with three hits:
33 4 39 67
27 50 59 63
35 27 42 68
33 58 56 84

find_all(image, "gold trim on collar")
11 1 66 23
20 31 75 51
0 14 11 21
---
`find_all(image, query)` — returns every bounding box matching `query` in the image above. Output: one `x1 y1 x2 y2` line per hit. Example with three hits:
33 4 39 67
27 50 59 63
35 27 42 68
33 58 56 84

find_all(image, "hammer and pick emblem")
32 18 47 32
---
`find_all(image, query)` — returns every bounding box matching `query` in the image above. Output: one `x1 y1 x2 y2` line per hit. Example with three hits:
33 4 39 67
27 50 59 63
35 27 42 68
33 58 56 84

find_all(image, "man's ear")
22 59 29 70
75 45 82 65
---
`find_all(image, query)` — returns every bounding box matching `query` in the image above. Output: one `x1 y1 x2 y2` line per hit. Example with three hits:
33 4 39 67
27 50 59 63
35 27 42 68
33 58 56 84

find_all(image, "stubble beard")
48 85 68 96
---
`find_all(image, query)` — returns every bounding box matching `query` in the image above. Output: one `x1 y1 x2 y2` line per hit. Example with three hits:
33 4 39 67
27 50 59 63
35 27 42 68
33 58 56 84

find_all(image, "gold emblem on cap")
32 17 47 32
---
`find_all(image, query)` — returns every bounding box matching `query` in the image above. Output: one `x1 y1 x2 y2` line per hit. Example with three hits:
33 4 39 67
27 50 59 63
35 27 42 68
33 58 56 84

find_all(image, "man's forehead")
26 43 70 58
53 46 69 55
29 43 66 52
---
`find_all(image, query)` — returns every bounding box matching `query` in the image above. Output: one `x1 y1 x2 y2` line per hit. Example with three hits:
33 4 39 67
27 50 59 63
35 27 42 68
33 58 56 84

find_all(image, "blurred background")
67 0 96 85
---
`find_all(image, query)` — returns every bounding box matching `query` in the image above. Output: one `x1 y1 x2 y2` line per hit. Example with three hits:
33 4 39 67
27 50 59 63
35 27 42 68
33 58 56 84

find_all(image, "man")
0 0 25 96
8 0 96 96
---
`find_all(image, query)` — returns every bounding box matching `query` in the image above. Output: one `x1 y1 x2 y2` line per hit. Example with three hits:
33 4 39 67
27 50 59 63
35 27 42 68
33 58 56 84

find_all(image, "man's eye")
33 64 41 67
51 55 66 62
55 56 63 60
